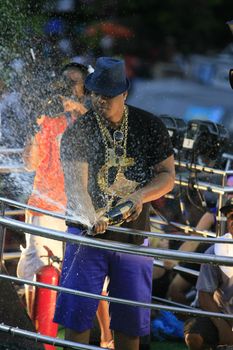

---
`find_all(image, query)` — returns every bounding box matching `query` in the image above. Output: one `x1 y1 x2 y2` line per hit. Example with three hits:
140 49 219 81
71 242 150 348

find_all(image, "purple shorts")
54 227 153 336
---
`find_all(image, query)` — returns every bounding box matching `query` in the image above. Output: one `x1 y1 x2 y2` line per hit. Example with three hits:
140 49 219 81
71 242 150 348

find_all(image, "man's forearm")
138 154 175 204
138 171 175 204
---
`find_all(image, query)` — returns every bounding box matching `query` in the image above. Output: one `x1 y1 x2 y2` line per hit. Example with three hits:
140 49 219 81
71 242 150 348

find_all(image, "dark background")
1 0 233 63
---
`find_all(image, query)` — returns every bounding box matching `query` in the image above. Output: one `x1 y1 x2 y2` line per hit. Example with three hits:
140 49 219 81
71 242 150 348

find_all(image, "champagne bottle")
103 200 134 225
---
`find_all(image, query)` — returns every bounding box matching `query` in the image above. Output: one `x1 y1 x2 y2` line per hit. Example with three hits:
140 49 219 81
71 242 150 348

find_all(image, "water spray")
66 200 134 234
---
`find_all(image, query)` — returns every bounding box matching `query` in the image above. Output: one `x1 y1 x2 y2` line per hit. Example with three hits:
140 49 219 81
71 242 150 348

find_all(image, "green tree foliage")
0 0 27 48
1 0 233 59
0 0 46 57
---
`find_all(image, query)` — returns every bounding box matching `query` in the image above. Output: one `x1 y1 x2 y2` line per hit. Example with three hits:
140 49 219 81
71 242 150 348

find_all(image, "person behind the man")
54 57 175 350
17 63 90 319
62 61 94 109
184 198 233 350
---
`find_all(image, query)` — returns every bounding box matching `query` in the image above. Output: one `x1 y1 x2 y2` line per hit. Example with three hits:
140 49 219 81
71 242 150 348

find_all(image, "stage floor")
56 327 187 350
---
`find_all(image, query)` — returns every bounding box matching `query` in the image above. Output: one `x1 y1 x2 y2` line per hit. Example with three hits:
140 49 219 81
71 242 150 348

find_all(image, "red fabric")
28 115 69 214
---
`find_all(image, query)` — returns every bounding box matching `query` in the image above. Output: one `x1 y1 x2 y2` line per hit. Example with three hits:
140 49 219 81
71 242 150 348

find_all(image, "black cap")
220 198 233 216
62 62 89 75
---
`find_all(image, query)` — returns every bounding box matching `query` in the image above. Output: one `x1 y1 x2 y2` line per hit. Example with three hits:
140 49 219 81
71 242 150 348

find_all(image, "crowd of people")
1 52 233 350
184 198 233 350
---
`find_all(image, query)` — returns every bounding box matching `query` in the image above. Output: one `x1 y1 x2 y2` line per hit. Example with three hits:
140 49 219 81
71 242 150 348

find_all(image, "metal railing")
1 198 233 349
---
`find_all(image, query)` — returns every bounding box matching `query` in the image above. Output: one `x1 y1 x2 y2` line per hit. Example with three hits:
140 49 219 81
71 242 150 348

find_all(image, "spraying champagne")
66 200 134 234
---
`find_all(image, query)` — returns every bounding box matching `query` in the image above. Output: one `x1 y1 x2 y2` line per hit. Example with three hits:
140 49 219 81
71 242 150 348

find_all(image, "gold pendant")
107 148 135 168
107 172 139 198
97 163 139 198
107 148 119 167
120 157 135 167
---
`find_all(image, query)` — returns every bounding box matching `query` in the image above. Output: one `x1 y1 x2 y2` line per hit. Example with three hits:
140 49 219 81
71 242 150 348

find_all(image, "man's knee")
185 332 204 350
167 280 184 300
167 280 177 297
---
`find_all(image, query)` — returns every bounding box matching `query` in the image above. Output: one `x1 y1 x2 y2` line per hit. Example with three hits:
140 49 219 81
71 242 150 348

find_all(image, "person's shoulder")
127 104 162 124
204 245 215 255
73 109 94 128
197 245 216 278
36 115 47 125
80 108 94 122
62 110 94 138
34 115 48 133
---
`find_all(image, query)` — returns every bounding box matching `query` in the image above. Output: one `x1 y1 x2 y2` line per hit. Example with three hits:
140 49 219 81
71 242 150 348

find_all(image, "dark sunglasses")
113 130 124 157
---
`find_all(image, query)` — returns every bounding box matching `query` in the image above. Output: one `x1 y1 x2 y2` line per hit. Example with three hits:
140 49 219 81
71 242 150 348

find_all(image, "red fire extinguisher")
33 246 60 350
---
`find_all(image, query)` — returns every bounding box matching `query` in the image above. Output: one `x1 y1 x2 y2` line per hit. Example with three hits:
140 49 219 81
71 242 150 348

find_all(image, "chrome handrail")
0 273 232 320
0 197 232 243
175 159 233 176
1 216 233 265
0 323 101 350
175 176 233 194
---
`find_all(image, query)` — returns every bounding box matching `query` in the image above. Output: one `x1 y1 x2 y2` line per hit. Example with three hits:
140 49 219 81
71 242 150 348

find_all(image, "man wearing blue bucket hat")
54 57 175 350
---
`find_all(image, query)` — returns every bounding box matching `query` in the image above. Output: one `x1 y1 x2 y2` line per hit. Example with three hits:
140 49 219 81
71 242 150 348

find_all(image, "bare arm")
140 154 175 203
164 211 215 269
177 212 215 252
199 291 233 345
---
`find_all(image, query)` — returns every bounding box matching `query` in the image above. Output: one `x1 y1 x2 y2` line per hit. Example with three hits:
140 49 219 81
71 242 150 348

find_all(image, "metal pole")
1 274 233 320
0 202 6 267
175 176 233 194
175 159 233 176
2 216 233 265
217 162 228 237
153 260 199 277
0 323 101 350
152 296 194 309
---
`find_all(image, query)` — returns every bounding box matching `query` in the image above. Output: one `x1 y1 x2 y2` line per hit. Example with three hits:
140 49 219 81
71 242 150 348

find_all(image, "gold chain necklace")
95 107 128 149
95 106 129 208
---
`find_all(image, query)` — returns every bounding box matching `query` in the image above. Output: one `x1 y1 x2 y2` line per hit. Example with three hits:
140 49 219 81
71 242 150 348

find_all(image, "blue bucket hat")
85 57 130 97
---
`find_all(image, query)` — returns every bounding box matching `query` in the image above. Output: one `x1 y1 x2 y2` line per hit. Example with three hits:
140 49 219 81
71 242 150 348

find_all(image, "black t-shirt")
61 104 173 243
